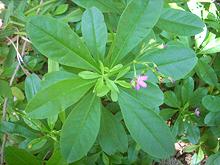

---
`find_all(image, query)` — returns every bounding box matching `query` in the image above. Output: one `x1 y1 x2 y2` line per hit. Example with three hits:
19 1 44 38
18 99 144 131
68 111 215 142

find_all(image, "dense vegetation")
0 0 220 164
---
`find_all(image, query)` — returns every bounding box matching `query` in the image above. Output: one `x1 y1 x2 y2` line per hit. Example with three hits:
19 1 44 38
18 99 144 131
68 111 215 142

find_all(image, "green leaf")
191 147 204 165
60 92 101 163
196 60 218 86
0 121 37 139
99 108 128 155
41 71 76 89
204 112 220 126
206 152 220 165
72 0 123 13
0 80 12 97
181 77 194 105
140 45 198 80
202 95 220 112
109 0 163 66
25 73 41 101
48 59 59 73
164 91 180 108
78 71 100 79
11 87 25 101
95 78 110 97
5 146 41 165
159 108 178 121
47 148 67 165
54 4 69 15
118 88 175 159
186 123 200 144
82 7 107 60
200 38 220 54
25 78 95 119
157 8 205 36
26 16 97 71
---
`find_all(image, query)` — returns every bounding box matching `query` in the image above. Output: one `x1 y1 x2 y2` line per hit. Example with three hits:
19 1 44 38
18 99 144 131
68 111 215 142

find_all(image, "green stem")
10 21 25 27
25 0 57 15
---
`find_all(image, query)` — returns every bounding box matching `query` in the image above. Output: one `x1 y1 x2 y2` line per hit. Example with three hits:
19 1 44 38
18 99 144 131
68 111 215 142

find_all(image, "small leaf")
95 78 110 97
202 95 220 112
54 4 69 15
79 71 100 79
11 87 25 101
25 73 41 101
196 60 218 86
115 80 131 89
164 91 180 108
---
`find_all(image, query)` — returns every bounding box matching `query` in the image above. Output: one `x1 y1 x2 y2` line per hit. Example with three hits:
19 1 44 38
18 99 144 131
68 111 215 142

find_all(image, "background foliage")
0 0 220 165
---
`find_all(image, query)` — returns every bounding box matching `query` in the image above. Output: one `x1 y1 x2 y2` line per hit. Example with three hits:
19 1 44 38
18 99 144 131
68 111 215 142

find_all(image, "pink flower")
131 75 148 90
194 108 200 117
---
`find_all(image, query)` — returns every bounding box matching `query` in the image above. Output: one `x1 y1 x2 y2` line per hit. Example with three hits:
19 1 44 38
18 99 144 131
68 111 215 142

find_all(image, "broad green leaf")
206 152 220 165
204 112 220 126
25 78 95 119
196 60 218 86
118 89 175 159
157 8 205 36
200 38 220 54
60 92 101 163
41 71 76 89
72 0 124 13
164 91 180 108
109 0 163 67
82 7 107 60
126 82 163 109
26 16 97 71
186 123 200 144
202 95 220 112
140 45 198 80
99 108 128 155
47 148 67 165
25 73 41 101
5 146 41 165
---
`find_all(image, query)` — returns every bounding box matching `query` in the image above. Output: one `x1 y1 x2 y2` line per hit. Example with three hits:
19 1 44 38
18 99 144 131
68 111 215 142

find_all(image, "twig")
0 39 28 165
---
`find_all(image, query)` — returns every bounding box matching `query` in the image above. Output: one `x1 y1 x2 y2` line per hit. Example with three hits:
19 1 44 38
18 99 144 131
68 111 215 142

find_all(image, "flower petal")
139 80 147 88
135 84 140 90
140 75 148 81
